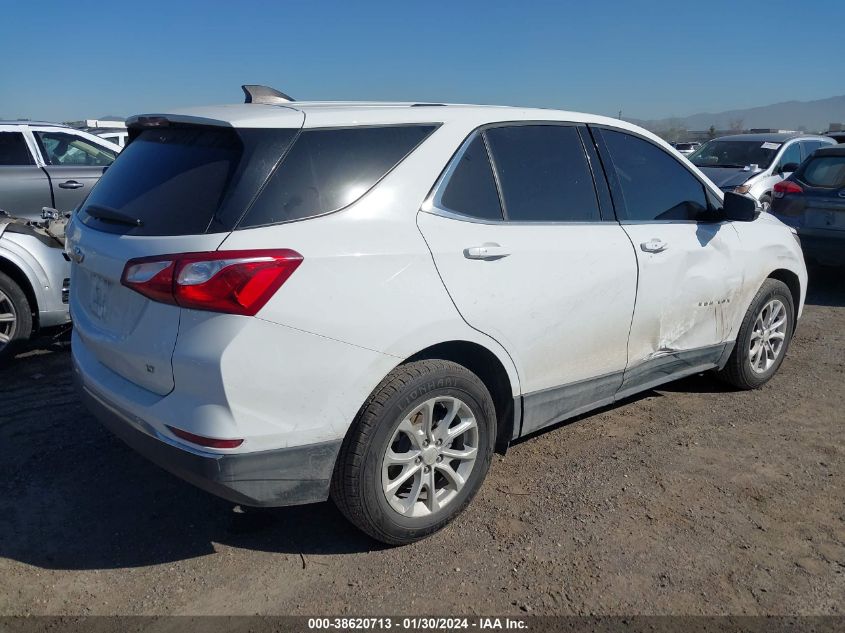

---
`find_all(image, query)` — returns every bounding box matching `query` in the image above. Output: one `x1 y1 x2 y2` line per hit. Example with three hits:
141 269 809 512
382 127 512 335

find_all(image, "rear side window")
440 136 503 221
485 125 600 222
240 125 437 227
0 132 34 165
800 155 845 188
602 129 709 221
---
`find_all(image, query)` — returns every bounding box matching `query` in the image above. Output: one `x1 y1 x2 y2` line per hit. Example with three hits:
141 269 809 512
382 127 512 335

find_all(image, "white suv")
69 86 807 544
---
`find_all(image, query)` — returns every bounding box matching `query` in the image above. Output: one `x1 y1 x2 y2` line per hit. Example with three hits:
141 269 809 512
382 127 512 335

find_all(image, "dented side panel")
620 221 744 373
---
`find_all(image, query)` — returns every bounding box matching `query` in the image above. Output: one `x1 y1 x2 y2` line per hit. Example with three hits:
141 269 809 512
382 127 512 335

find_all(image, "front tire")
718 278 794 389
759 194 773 213
331 359 496 545
0 271 33 361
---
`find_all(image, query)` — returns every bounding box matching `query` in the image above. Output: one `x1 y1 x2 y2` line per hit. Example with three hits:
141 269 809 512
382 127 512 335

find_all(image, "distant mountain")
632 95 845 134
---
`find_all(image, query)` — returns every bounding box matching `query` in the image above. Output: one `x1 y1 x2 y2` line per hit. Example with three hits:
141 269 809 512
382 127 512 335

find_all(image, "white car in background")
689 133 836 212
69 86 807 545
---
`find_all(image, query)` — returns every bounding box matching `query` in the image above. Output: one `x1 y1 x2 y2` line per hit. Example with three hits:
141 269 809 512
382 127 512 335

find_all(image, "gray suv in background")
688 133 836 212
0 121 119 220
0 122 118 358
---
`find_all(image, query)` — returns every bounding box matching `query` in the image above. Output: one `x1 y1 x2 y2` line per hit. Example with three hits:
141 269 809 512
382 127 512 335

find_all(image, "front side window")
801 141 821 159
602 129 709 222
776 143 802 172
241 125 437 227
0 132 34 165
439 135 503 221
35 131 116 166
484 125 600 222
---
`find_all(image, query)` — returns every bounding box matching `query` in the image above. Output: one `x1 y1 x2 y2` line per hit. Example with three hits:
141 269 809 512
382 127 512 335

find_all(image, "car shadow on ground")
0 347 382 572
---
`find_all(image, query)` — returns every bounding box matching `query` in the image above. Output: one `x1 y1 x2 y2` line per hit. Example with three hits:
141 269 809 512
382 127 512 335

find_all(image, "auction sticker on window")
761 142 782 150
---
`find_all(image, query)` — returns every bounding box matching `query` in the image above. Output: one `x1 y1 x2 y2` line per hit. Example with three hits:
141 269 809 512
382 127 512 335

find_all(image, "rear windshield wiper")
85 204 143 227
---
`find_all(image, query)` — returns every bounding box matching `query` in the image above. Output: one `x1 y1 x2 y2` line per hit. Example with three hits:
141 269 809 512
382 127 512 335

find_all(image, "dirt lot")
0 267 842 617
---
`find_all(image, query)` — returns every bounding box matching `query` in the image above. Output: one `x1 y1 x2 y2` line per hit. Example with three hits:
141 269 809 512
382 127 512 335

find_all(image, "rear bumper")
74 358 341 507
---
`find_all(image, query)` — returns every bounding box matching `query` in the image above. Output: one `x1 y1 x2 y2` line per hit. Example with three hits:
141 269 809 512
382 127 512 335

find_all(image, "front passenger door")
32 130 116 213
593 127 744 397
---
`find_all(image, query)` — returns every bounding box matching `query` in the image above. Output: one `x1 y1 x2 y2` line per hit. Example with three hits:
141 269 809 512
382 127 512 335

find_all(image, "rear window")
78 126 291 236
800 155 845 188
239 125 437 228
79 124 435 236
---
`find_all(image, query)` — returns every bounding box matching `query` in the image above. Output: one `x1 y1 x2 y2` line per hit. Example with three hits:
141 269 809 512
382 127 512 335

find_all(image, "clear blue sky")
1 0 840 122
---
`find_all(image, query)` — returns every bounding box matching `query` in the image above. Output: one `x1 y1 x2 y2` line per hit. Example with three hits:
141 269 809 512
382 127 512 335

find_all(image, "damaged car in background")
689 133 835 212
0 207 70 358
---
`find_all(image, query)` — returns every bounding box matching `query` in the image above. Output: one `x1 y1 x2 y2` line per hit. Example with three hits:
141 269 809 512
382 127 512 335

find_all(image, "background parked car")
0 121 120 221
688 133 836 212
0 208 70 359
673 141 700 156
771 144 845 266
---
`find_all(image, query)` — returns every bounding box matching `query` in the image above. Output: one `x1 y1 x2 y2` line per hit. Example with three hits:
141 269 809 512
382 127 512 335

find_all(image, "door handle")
640 238 668 253
463 244 510 260
58 180 84 189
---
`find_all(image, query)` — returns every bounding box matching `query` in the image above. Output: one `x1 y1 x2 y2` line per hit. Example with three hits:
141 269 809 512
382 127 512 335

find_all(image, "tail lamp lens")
121 249 302 316
773 181 803 198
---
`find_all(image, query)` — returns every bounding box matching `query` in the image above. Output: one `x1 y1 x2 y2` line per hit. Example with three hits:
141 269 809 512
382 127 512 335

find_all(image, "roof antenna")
241 84 295 105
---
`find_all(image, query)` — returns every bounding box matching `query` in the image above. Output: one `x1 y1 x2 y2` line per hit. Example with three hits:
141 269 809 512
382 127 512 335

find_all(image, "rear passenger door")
417 123 638 435
593 127 744 397
0 129 52 220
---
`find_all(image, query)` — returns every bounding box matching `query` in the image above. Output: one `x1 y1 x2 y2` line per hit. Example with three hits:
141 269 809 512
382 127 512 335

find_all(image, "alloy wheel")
748 298 787 373
381 396 479 518
0 288 18 351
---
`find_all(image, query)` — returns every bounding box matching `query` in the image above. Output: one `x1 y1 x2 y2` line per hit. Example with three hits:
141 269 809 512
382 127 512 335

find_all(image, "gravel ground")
0 267 842 617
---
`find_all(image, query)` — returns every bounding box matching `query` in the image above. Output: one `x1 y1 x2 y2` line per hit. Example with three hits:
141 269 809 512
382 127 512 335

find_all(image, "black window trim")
590 124 725 225
235 122 442 230
426 120 614 225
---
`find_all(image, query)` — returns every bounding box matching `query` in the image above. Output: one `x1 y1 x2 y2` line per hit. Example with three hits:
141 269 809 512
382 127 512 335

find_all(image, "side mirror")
781 162 799 174
723 191 758 221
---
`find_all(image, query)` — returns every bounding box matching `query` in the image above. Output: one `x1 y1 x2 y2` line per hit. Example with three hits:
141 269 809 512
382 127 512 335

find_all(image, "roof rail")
241 84 295 105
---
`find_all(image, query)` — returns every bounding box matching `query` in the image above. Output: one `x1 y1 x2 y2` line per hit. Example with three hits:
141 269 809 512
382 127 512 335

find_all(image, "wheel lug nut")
414 457 421 464
436 455 443 463
423 466 430 473
435 439 442 447
423 440 429 447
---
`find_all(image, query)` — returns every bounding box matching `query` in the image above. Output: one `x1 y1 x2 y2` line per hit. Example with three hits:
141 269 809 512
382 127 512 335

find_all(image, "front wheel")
759 194 772 213
331 359 496 545
0 271 33 361
718 278 795 389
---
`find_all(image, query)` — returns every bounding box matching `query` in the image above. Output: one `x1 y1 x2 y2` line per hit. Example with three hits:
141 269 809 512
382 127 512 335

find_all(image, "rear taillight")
121 249 302 316
773 181 803 198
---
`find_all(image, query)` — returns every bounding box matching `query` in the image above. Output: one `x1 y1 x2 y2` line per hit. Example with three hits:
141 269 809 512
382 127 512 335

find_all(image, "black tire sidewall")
0 271 32 358
735 280 794 388
359 369 495 538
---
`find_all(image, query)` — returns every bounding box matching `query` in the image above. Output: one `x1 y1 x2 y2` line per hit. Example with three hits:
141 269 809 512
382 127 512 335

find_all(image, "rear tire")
331 360 496 545
0 271 32 361
718 278 794 390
